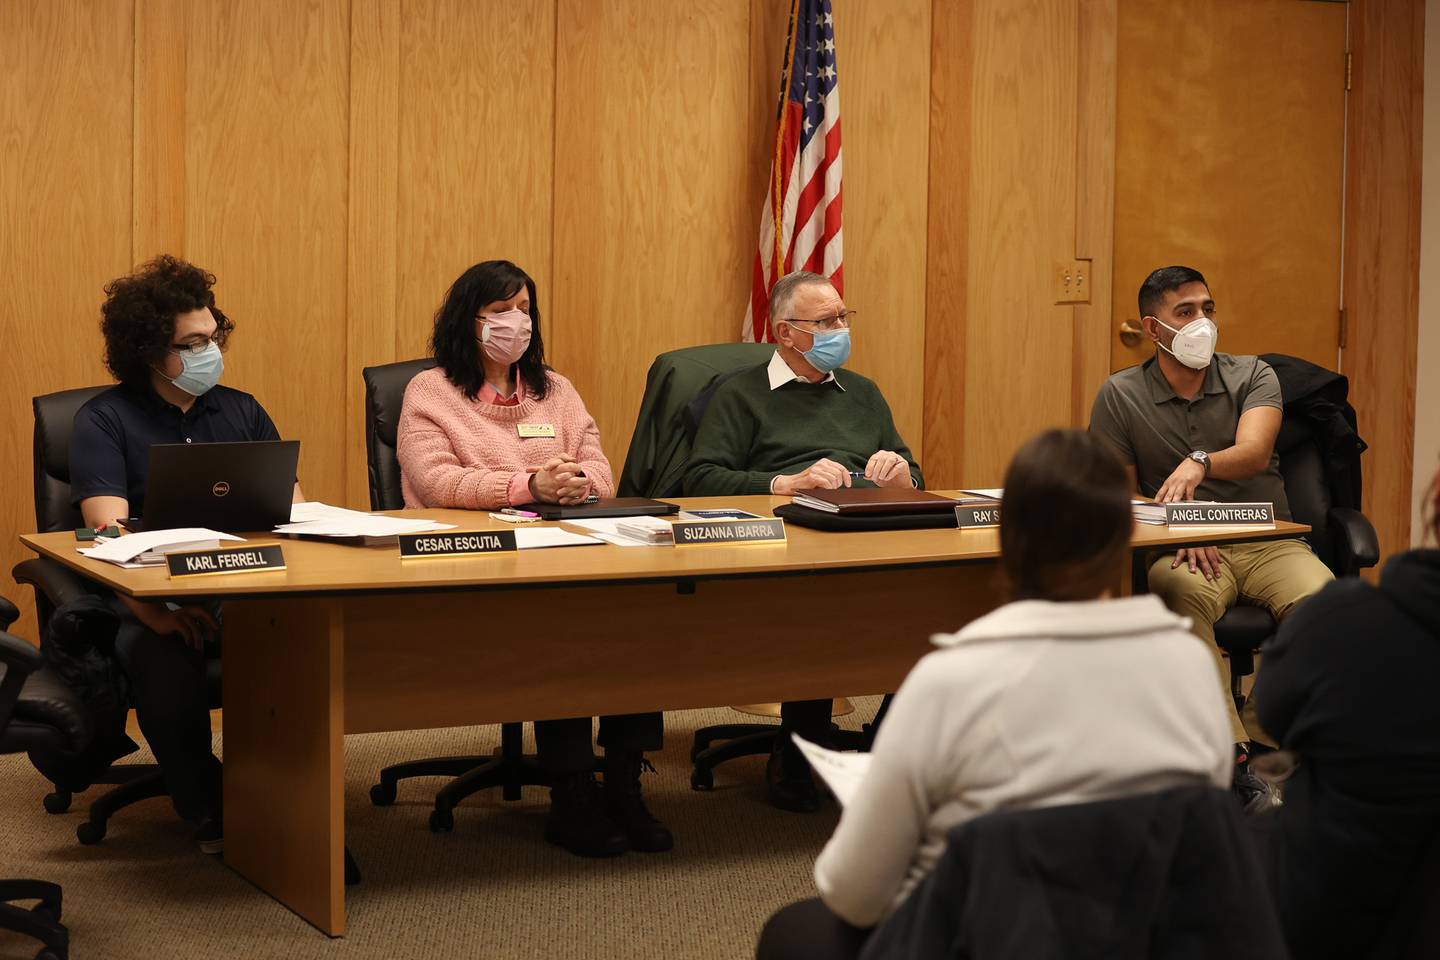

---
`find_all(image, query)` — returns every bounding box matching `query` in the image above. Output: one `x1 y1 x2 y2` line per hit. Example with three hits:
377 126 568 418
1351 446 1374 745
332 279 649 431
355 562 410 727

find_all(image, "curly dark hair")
100 255 232 386
431 260 550 401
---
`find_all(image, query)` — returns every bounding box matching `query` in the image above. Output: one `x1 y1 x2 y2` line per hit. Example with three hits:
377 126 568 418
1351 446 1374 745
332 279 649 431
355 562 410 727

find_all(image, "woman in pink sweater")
397 260 669 859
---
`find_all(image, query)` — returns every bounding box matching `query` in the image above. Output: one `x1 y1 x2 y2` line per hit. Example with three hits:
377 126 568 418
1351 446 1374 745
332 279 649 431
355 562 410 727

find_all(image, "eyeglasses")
169 332 223 355
779 310 856 332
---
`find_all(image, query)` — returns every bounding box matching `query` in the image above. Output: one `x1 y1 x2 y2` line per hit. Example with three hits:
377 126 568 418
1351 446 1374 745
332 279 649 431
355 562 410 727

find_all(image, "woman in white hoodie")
756 429 1234 960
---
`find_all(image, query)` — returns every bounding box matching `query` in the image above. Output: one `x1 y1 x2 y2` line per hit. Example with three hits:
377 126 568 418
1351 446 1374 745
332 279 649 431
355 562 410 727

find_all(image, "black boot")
544 771 627 858
766 739 821 813
603 752 673 853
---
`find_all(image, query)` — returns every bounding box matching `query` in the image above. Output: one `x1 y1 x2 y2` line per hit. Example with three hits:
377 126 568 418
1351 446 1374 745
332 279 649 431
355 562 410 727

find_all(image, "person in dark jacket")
1253 466 1440 959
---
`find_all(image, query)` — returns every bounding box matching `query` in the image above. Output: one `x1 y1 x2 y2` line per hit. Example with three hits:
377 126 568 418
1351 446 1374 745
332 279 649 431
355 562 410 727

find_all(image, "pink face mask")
478 308 532 366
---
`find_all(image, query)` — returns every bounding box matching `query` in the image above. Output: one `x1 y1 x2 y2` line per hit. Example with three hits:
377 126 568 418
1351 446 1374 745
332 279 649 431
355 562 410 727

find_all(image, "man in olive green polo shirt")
1089 265 1332 813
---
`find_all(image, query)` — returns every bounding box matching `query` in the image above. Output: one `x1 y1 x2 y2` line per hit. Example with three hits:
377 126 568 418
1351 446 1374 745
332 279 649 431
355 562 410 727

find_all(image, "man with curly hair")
70 254 300 854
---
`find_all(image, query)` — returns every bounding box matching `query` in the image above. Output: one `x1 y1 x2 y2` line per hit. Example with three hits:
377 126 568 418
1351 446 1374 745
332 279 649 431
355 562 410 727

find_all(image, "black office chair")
362 358 549 832
0 596 83 960
10 387 225 845
614 345 869 791
1211 414 1379 713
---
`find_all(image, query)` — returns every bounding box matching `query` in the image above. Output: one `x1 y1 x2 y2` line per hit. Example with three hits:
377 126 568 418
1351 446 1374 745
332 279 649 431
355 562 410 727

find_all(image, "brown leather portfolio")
790 488 961 515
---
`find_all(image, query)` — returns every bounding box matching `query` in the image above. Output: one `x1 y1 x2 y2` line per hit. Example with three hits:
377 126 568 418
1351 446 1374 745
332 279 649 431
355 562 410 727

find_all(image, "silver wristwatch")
1188 450 1211 475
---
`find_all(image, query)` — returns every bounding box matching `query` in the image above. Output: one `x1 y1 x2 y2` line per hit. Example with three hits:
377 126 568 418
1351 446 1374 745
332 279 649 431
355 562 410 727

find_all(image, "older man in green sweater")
684 270 923 812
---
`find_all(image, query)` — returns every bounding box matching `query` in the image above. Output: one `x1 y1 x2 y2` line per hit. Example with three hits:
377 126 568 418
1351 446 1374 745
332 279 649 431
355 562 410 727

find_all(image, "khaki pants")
1147 538 1333 746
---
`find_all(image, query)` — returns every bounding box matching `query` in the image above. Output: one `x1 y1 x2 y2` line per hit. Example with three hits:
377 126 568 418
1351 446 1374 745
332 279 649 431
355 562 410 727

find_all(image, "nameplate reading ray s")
398 530 517 558
167 544 286 579
671 518 786 546
1165 502 1276 528
954 503 1002 528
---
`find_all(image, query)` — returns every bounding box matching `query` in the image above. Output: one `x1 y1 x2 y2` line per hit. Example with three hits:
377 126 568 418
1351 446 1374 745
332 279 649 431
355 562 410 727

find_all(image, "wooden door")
1112 0 1348 372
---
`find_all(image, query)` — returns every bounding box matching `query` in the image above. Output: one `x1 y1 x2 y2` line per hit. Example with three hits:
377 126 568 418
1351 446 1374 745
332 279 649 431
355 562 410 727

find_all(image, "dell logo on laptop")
212 481 231 497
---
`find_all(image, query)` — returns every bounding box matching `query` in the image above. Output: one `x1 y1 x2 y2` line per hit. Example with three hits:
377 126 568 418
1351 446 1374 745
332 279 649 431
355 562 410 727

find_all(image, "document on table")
791 734 872 807
513 528 603 550
79 528 245 567
562 517 667 547
275 502 456 539
960 488 1004 500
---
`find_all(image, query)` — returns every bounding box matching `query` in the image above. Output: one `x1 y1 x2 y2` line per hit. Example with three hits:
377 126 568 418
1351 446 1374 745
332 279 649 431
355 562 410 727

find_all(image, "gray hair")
769 270 832 326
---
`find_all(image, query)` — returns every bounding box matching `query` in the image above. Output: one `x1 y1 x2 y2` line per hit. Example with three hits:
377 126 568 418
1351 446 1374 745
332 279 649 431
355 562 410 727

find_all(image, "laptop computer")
512 497 680 521
123 440 300 533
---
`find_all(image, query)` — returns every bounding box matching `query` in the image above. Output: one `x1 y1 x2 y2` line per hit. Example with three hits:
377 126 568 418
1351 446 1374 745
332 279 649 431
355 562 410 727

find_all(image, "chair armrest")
13 557 99 610
1328 507 1381 576
0 629 43 736
0 596 17 630
0 630 42 673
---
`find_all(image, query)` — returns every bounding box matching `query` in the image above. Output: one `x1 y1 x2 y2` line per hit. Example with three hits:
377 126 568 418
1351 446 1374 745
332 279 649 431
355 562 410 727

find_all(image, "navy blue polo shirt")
70 383 281 514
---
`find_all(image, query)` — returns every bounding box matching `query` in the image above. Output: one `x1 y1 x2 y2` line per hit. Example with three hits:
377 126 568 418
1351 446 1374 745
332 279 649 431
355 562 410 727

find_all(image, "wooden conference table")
20 495 1307 936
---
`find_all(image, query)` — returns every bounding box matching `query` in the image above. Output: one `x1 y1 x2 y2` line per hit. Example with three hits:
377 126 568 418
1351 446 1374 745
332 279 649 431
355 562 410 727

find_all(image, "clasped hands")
773 451 910 497
529 455 592 505
1156 457 1224 581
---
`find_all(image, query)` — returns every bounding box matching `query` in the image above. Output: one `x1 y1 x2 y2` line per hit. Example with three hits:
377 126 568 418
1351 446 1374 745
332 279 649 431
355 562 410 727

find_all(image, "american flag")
742 0 842 343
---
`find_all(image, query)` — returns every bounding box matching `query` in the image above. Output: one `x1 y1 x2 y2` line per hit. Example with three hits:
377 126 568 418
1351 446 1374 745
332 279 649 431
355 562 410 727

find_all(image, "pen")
500 508 540 518
848 471 865 478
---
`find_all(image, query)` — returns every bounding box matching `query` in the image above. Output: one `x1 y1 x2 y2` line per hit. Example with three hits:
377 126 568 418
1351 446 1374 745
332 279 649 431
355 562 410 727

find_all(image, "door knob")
1119 318 1144 348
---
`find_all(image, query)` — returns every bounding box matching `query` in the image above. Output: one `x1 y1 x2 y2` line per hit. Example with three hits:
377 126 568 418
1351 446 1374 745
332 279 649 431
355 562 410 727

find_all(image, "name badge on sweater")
517 423 556 438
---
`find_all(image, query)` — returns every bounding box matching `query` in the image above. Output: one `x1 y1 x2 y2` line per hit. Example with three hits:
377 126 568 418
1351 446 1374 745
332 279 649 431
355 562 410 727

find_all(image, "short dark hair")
100 255 232 387
430 260 550 401
1428 464 1440 546
1138 265 1208 319
1000 429 1133 602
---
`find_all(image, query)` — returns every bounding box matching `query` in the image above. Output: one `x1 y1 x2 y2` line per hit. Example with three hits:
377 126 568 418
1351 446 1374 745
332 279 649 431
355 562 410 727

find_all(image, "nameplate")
672 518 786 546
954 503 1002 528
399 530 517 558
1165 502 1276 527
517 423 556 438
167 544 286 579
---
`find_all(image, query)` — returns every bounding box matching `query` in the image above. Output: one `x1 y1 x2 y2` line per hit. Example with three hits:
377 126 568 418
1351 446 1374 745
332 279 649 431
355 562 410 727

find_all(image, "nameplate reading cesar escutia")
671 518 786 546
954 503 1002 528
167 544 286 579
1165 502 1275 528
398 530 517 558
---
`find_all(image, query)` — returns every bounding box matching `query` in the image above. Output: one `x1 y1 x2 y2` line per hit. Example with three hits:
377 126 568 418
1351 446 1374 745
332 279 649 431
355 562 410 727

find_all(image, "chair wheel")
429 807 454 833
76 821 105 845
369 782 396 807
690 766 714 791
42 792 71 815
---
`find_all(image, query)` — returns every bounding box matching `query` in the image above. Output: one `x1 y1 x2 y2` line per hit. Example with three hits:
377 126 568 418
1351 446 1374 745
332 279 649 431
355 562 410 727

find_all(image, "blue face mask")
169 342 224 396
800 328 851 373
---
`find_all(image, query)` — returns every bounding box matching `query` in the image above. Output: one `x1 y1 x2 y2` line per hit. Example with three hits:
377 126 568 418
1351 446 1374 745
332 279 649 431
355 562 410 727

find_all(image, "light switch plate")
1054 259 1092 303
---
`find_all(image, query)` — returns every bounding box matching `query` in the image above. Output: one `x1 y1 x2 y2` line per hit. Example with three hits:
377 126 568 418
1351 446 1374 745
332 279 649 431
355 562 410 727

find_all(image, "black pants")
108 596 221 823
757 898 872 960
534 712 664 775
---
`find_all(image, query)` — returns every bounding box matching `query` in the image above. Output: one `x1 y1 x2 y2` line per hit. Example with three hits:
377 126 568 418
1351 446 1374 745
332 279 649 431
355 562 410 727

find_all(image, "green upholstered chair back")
617 343 774 498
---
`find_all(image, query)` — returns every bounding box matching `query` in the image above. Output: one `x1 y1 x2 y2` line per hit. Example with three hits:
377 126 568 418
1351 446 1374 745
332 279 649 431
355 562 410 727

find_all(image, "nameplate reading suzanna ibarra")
398 530 517 558
1164 502 1275 527
671 518 786 546
167 544 286 579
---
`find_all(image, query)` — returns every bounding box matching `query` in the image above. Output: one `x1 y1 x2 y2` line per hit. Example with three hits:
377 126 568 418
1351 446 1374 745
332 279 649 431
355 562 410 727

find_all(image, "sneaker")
194 817 224 855
1233 755 1283 815
765 740 821 813
544 772 627 858
603 752 673 853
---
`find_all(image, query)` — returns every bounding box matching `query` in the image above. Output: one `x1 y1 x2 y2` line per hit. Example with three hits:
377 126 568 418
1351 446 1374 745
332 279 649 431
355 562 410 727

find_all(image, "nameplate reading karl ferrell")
672 518 786 546
954 503 1002 528
1164 502 1276 528
167 544 286 579
398 530 518 558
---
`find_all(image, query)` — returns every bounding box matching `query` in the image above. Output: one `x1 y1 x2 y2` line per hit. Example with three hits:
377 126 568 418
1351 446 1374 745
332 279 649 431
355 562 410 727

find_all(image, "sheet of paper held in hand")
791 734 872 807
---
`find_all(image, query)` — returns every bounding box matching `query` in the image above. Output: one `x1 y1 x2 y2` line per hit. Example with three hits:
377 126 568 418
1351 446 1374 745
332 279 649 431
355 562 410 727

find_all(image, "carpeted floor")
0 700 879 960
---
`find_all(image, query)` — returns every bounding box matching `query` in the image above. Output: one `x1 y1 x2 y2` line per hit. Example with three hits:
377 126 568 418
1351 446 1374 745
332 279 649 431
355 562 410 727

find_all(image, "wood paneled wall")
0 0 1424 639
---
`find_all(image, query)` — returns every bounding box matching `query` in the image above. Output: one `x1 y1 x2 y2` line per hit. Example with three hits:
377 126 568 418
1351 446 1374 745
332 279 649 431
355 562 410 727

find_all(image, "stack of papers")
564 517 672 547
78 529 244 568
615 517 675 544
512 528 604 550
1132 500 1167 525
275 502 457 544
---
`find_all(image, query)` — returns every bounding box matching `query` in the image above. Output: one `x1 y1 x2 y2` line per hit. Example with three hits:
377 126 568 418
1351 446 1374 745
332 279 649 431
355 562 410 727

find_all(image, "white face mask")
1151 315 1218 370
